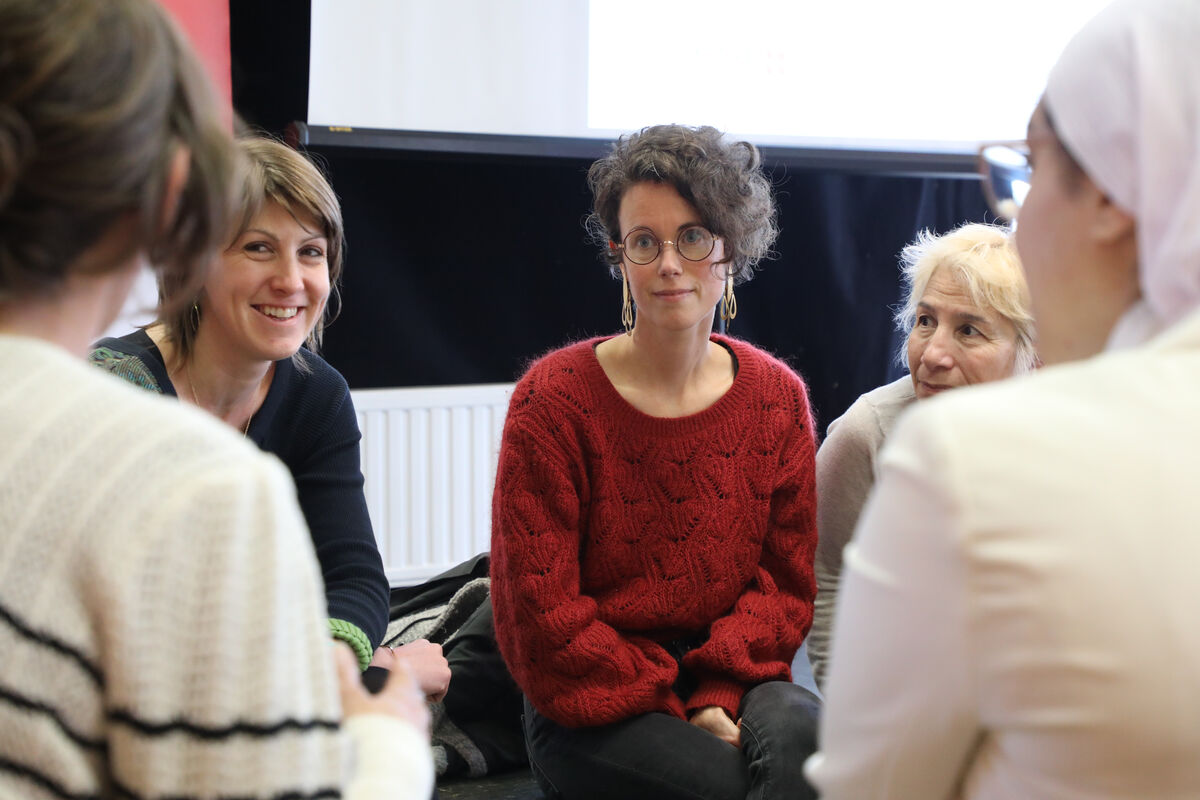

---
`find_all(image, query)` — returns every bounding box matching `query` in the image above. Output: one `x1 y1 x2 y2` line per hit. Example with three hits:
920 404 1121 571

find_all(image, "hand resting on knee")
689 705 741 748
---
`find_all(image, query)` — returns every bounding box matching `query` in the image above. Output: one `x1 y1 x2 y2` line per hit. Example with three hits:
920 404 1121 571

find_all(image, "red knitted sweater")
490 335 818 728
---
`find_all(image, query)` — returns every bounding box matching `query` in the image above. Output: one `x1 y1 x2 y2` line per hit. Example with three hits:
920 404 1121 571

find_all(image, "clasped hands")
689 705 741 748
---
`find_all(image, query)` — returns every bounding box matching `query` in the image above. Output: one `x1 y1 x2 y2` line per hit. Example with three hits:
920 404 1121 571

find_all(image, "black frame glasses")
616 225 717 265
978 141 1031 222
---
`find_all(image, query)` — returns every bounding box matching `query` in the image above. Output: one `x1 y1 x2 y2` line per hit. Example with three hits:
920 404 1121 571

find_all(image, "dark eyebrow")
623 223 705 238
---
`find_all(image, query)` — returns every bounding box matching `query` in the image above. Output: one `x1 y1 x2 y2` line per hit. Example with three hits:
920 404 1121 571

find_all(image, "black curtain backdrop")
231 1 991 432
311 150 989 429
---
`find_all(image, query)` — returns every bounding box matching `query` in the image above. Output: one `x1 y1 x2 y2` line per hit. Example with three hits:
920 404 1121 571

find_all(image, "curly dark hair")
585 124 777 283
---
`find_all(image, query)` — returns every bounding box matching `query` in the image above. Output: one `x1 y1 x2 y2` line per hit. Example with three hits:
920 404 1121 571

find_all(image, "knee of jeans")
741 682 821 744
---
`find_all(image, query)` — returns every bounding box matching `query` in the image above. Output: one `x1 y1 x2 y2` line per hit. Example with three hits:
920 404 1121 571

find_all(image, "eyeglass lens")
622 226 715 265
981 145 1031 221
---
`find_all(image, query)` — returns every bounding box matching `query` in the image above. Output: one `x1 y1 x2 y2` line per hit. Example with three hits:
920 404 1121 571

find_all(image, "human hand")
689 705 741 748
335 644 430 737
371 639 451 702
369 645 396 669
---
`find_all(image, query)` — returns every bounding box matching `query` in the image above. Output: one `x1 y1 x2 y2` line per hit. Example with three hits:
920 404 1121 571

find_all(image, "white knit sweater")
0 334 432 800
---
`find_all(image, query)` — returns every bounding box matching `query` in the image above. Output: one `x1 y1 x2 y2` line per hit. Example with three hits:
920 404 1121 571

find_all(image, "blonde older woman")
808 0 1200 797
807 222 1035 688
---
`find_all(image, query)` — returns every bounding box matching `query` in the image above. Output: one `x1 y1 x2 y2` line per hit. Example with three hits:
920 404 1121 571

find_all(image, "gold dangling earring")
621 272 634 335
720 274 737 328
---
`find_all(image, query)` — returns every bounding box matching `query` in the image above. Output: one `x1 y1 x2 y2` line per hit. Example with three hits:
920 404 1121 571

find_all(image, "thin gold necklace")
184 366 253 437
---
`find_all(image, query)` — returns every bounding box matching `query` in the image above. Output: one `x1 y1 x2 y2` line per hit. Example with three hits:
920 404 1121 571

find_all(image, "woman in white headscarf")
806 0 1200 797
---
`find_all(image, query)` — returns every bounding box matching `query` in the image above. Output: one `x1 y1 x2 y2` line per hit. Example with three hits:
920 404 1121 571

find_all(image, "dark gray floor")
437 769 543 800
436 645 820 800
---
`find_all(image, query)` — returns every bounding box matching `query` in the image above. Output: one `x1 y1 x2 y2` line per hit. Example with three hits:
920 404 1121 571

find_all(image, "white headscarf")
1043 0 1200 348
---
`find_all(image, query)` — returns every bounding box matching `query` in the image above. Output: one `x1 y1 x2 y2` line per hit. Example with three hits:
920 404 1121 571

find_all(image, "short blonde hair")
160 136 344 366
894 223 1037 372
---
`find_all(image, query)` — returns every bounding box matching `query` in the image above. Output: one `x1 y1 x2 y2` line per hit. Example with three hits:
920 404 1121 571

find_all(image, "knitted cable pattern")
490 335 818 727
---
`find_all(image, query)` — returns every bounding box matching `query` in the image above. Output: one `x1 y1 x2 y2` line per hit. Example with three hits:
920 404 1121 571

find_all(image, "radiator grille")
352 383 513 586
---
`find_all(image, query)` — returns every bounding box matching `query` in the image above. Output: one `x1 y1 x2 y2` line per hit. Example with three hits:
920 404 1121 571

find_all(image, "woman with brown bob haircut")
0 1 432 797
491 124 821 800
92 137 442 690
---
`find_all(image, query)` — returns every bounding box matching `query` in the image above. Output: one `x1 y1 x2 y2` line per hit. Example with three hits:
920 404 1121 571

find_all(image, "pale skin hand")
368 639 451 703
690 705 741 748
335 644 431 736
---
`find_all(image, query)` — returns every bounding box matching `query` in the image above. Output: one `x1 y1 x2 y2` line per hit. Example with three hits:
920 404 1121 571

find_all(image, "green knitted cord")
328 618 372 670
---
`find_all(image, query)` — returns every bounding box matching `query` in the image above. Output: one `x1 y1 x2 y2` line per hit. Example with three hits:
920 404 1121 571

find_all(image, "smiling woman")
90 136 390 670
0 1 431 795
203 200 332 366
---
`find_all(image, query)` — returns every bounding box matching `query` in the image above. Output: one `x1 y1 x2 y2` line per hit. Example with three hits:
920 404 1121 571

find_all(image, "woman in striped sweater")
0 1 432 797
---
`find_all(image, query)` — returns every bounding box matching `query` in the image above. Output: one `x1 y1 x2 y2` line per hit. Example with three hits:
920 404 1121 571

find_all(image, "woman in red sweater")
490 124 820 800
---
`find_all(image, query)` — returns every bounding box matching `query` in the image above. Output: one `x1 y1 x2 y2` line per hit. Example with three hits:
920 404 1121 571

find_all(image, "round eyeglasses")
978 141 1031 222
617 225 716 265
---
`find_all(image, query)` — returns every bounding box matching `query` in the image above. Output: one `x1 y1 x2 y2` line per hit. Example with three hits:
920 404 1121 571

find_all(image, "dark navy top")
91 330 389 659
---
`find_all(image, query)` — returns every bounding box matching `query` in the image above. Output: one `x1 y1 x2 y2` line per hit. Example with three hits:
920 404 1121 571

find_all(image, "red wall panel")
157 0 232 112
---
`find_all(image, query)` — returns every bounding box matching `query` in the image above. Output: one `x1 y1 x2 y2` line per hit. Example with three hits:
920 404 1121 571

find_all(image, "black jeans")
523 681 820 800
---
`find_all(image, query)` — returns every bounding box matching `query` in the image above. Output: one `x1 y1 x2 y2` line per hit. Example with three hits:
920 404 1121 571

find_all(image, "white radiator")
351 383 514 586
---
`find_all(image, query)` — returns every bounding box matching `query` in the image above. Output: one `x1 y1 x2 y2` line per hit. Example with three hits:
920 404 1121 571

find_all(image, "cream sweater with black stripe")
0 334 431 800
